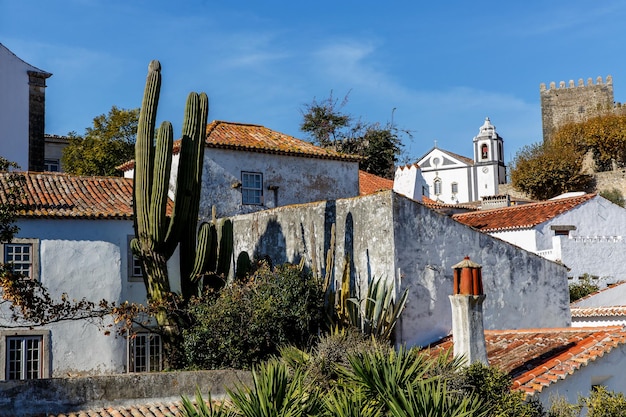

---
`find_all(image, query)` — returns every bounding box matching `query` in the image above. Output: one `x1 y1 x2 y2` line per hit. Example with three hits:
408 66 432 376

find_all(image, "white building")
0 172 173 380
122 120 361 218
453 193 626 286
412 117 506 204
0 43 51 172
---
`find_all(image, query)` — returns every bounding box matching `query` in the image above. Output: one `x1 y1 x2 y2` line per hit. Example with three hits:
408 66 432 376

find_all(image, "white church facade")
413 118 506 204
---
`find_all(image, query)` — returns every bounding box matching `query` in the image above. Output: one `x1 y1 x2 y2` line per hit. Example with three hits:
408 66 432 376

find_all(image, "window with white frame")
451 182 458 195
0 330 50 380
44 159 60 172
433 178 442 196
129 333 162 372
242 172 263 205
1 239 39 280
127 236 143 282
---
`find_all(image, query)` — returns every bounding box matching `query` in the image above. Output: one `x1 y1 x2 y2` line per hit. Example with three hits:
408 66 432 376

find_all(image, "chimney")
449 256 489 366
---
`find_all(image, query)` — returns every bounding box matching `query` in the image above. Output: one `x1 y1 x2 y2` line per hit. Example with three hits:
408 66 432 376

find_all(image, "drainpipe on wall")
449 256 489 366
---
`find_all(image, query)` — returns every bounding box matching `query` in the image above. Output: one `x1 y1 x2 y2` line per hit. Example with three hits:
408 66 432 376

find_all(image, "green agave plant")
179 389 235 417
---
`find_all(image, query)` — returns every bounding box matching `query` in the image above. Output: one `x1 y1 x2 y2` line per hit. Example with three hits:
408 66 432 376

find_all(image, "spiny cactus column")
132 60 208 320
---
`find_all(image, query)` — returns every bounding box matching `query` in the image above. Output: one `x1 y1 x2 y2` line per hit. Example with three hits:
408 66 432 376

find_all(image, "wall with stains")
231 190 571 348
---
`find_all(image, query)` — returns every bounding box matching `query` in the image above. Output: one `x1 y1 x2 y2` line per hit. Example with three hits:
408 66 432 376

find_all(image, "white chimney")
449 256 489 366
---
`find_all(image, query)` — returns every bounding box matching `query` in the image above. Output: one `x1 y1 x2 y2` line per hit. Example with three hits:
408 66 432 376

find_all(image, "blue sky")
2 1 626 164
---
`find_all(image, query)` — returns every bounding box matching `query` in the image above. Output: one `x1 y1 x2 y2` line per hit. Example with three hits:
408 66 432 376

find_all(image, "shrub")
569 274 600 303
182 262 324 370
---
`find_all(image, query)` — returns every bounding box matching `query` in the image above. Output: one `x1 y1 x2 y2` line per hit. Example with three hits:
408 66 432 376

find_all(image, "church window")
433 178 442 196
451 182 458 195
481 144 488 160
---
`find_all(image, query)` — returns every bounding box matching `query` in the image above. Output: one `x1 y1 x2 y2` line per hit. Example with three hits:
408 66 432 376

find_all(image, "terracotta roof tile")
358 170 394 196
118 120 360 172
52 402 183 417
571 306 626 318
426 326 626 396
0 172 136 219
452 193 596 232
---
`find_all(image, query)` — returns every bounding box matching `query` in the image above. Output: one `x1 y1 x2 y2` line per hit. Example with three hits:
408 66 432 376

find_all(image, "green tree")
300 92 407 179
510 141 593 200
62 106 139 176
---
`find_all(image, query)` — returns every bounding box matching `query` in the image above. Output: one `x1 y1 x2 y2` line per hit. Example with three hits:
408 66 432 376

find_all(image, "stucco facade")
0 217 171 378
230 190 571 348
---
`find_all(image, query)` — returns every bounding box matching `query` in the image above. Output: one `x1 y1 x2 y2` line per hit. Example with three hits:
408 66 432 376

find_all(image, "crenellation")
540 75 615 142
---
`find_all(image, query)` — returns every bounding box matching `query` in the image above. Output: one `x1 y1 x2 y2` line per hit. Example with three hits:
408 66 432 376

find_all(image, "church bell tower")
473 117 506 198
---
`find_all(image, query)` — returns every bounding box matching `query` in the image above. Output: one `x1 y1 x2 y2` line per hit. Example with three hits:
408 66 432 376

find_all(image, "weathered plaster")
231 191 571 348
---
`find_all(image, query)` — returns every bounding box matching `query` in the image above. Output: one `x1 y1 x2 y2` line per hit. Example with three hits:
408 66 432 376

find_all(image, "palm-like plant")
179 389 235 417
227 360 322 417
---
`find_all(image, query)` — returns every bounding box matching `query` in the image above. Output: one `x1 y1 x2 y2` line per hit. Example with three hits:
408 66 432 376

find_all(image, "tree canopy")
62 106 139 176
510 141 593 200
552 113 626 172
300 92 407 179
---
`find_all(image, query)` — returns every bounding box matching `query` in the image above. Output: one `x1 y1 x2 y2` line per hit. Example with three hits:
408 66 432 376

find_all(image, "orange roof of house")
570 306 626 318
359 170 394 196
51 401 184 417
0 172 136 219
426 326 626 396
452 193 596 232
117 120 361 172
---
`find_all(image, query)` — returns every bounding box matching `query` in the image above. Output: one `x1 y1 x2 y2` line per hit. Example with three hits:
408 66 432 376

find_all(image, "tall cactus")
132 60 210 316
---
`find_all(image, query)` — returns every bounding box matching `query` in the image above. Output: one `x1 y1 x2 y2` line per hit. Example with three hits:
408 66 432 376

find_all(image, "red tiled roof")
421 196 479 211
118 120 360 172
427 326 626 395
53 401 183 417
359 170 394 196
0 172 135 219
452 193 596 232
570 306 626 318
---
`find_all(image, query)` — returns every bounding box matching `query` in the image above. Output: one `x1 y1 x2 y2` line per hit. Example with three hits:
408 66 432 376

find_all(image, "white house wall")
534 344 626 408
0 45 32 170
0 218 176 378
490 229 538 253
230 191 571 349
535 196 626 251
197 149 359 219
559 237 626 282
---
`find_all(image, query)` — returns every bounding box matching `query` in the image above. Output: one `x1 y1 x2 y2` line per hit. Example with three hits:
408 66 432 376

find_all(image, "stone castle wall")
539 75 626 142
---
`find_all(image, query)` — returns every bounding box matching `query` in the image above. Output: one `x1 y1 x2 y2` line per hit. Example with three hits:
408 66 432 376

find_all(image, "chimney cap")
452 256 481 269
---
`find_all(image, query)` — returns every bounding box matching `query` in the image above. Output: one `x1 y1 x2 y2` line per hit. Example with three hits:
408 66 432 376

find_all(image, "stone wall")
540 76 615 143
230 191 571 348
0 369 251 417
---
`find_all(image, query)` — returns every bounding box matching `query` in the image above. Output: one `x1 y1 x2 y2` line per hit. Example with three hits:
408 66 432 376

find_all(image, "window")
127 236 143 282
433 178 442 196
481 144 489 159
1 239 39 280
451 182 458 195
44 159 60 172
0 330 50 380
129 333 162 372
242 172 263 205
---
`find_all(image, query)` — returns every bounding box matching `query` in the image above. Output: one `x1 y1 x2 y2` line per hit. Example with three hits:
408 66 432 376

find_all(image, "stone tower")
540 76 614 142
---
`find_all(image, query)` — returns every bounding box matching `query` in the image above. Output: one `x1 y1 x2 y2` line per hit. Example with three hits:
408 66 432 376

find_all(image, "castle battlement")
540 75 613 92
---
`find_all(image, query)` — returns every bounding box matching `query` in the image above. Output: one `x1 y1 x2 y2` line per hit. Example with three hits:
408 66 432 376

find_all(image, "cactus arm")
150 121 173 247
134 60 161 249
216 219 233 277
189 222 213 282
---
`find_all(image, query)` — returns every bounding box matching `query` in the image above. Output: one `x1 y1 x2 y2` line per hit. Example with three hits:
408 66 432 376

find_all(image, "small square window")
4 243 33 278
242 172 263 205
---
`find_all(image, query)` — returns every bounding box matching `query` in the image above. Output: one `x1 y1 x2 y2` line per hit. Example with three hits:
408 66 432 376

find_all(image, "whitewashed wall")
490 229 538 253
534 344 626 408
0 218 177 378
127 149 360 219
0 45 32 169
231 191 571 348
